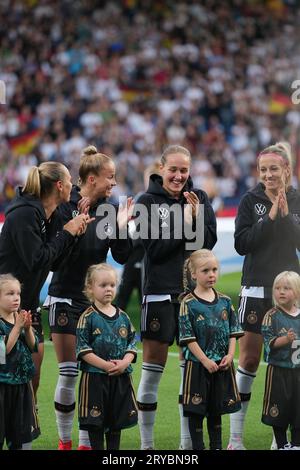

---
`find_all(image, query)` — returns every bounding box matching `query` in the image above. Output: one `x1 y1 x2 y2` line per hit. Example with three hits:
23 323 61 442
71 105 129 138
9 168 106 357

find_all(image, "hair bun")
82 145 98 156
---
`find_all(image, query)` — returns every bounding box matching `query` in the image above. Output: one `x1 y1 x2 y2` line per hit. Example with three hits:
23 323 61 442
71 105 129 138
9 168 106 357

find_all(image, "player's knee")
241 356 259 372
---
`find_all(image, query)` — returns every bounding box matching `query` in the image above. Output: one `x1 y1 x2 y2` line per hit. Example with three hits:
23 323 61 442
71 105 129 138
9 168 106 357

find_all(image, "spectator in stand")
0 1 299 211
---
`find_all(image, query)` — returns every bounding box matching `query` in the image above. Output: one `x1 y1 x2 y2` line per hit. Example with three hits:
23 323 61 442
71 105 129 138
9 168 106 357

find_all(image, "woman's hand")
268 195 279 221
183 191 199 225
77 196 91 216
63 213 94 236
117 197 134 230
278 189 289 217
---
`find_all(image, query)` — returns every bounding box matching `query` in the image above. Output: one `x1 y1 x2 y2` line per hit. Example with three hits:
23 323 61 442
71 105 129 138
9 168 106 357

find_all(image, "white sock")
22 442 32 450
79 429 91 448
137 362 164 449
230 366 256 442
178 360 192 449
54 362 78 443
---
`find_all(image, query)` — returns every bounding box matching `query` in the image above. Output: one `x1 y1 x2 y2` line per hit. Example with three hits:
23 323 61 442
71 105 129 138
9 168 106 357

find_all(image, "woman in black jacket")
135 145 217 450
45 146 133 450
228 142 300 450
0 162 89 400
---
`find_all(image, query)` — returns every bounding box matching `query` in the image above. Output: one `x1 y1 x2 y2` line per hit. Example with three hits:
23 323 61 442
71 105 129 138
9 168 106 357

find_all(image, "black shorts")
78 372 138 432
182 360 241 417
31 309 44 344
140 300 179 345
238 296 273 334
262 364 300 428
48 300 88 335
0 381 40 449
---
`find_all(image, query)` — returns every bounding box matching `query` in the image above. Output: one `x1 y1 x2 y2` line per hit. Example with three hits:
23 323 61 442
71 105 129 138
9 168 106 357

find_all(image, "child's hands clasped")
108 359 131 376
202 357 219 374
287 328 296 343
15 309 32 330
219 354 234 371
21 310 32 330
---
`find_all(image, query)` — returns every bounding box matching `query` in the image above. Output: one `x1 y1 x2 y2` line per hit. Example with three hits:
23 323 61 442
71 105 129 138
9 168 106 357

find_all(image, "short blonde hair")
272 271 300 308
83 263 117 302
0 273 21 294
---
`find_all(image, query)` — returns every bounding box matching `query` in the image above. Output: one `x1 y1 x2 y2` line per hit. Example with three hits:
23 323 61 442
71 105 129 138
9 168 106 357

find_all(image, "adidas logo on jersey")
196 314 205 321
93 328 101 335
278 328 288 335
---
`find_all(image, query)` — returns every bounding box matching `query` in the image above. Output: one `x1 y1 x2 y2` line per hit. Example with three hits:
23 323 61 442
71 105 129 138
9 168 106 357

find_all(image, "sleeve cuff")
77 348 93 359
179 336 197 345
230 331 244 338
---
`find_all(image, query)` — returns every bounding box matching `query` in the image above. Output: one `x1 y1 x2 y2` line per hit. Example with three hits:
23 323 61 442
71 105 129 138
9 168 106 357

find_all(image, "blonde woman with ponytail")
0 162 91 409
45 146 133 450
228 142 300 450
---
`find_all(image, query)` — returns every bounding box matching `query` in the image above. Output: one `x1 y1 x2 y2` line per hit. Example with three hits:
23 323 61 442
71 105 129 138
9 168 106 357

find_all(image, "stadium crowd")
0 0 300 212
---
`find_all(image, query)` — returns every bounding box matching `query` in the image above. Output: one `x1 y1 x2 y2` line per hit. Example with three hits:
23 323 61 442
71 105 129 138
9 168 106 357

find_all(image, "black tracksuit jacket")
48 186 131 303
235 182 300 290
0 188 75 311
136 174 217 296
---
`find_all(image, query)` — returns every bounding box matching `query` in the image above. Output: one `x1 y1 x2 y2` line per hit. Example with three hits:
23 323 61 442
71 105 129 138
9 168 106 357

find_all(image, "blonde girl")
76 263 137 450
0 274 39 450
261 271 300 450
179 249 243 450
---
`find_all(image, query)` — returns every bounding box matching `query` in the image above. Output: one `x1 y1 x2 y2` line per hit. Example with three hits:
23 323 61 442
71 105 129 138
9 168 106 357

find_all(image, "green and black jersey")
262 307 300 368
76 304 137 374
0 317 38 385
179 289 243 362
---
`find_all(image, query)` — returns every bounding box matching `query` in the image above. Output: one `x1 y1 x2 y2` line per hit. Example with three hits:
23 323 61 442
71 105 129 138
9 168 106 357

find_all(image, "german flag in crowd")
8 128 41 156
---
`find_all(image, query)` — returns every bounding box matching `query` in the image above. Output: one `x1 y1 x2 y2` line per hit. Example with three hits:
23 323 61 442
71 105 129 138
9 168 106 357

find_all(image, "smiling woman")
0 161 89 406
44 145 133 450
135 144 217 450
228 141 300 450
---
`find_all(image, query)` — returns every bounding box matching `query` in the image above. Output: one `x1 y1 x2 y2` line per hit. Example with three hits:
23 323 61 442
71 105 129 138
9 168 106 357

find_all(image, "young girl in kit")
261 271 300 450
179 249 243 450
76 263 138 450
0 274 39 450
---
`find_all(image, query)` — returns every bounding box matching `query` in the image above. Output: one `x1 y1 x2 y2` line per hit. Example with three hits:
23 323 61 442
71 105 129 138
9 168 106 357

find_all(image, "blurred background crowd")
0 0 300 213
